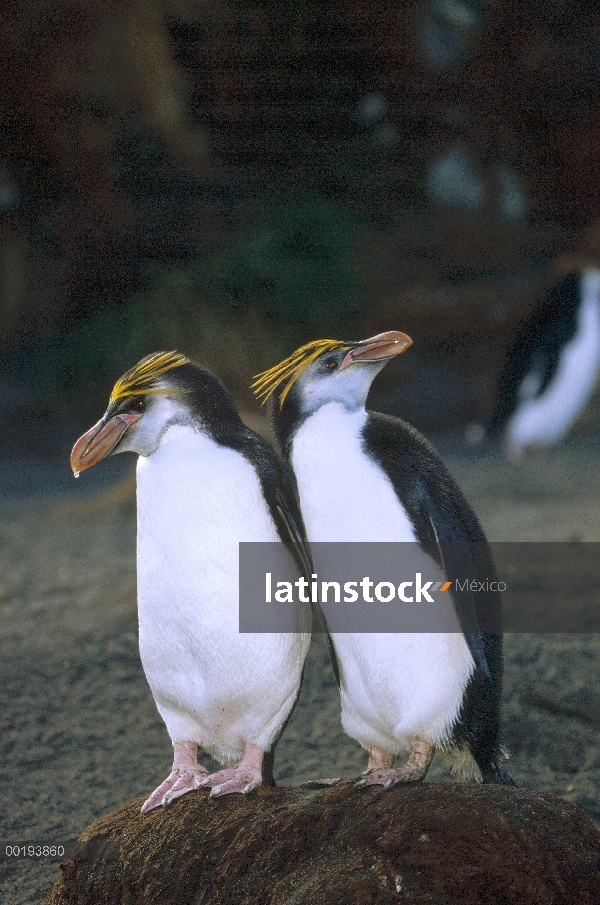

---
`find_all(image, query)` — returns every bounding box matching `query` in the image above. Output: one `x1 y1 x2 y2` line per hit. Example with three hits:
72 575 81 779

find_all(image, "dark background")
2 0 600 450
3 8 600 902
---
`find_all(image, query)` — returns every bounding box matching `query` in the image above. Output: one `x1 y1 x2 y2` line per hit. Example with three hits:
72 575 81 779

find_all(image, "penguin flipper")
274 483 313 579
420 493 492 679
274 481 341 687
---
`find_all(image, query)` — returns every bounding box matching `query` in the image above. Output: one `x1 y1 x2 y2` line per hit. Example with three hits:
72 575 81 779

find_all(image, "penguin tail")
480 760 516 786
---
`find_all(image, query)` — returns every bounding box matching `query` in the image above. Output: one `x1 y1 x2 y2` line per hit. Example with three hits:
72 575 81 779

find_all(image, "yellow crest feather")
109 351 190 404
252 339 350 408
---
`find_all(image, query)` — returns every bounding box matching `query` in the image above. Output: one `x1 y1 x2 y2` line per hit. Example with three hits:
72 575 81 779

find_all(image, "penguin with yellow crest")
71 351 311 812
253 332 512 788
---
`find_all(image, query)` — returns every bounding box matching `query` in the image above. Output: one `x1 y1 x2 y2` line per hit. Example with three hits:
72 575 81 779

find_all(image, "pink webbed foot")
197 742 264 798
141 741 208 814
355 740 434 789
302 747 395 788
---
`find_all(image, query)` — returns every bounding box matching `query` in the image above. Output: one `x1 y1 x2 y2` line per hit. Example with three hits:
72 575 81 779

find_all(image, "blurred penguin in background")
487 267 600 461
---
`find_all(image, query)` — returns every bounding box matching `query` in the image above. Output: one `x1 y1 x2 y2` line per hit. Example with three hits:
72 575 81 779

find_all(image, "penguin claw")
354 770 421 789
243 780 259 795
207 777 258 797
353 770 372 789
354 767 377 787
141 743 210 814
201 743 265 797
356 741 434 788
140 769 179 814
141 767 209 813
301 778 343 788
206 770 262 797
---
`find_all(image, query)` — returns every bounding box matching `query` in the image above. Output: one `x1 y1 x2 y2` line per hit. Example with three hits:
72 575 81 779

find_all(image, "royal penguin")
253 332 513 788
71 351 311 812
488 267 600 460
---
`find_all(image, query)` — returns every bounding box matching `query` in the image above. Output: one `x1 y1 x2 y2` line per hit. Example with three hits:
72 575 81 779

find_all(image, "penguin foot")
354 740 434 789
141 766 209 813
141 741 208 814
197 742 264 798
302 747 394 788
300 778 343 788
365 746 394 772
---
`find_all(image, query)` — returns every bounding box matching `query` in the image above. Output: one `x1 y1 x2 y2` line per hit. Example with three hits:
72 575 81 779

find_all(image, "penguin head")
253 331 412 420
70 351 240 474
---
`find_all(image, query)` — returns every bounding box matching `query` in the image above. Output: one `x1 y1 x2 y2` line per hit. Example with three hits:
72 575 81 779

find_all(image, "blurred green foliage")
200 194 364 329
15 193 367 415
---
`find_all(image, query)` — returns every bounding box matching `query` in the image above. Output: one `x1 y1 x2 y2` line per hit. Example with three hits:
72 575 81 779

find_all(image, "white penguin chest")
291 404 417 542
135 426 280 674
133 426 309 759
290 404 472 749
136 426 278 604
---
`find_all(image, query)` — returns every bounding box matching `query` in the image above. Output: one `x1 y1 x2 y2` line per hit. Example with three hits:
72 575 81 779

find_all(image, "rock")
43 782 600 905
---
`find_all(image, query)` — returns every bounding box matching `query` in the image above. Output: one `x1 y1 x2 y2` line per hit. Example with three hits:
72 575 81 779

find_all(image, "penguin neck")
137 422 237 489
275 393 367 456
291 402 368 458
152 421 203 451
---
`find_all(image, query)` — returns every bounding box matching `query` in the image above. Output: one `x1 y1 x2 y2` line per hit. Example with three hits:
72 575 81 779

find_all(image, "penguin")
488 267 600 460
252 332 513 788
70 351 311 812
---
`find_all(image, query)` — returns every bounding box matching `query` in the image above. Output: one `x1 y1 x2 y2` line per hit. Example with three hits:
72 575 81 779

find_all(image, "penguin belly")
291 403 475 757
507 281 600 449
136 425 310 764
334 633 473 755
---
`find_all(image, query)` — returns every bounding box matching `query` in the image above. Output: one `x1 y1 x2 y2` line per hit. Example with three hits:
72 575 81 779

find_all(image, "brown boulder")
44 782 600 905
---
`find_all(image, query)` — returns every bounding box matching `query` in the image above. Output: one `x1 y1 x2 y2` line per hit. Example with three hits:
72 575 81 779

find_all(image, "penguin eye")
128 397 146 412
325 357 338 371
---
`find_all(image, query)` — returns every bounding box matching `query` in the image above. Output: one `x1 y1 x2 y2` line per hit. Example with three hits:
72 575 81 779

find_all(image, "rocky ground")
1 435 599 904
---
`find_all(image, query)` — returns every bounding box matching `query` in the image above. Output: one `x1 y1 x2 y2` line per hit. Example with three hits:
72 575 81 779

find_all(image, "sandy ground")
1 436 599 904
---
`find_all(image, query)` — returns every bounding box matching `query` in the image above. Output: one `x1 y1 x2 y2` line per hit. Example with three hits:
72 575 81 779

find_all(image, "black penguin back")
362 412 513 785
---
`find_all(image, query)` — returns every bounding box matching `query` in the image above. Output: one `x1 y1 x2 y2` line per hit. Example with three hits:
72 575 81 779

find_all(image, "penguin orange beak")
70 413 141 474
339 331 412 369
